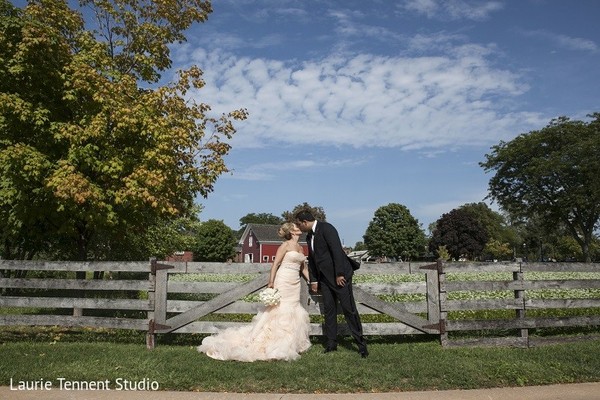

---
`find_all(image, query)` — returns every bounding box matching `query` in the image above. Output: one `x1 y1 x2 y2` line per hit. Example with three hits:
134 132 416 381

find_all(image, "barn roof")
240 223 308 244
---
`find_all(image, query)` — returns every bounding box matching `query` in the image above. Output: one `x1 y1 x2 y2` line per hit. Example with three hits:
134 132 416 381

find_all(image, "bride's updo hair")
278 222 296 240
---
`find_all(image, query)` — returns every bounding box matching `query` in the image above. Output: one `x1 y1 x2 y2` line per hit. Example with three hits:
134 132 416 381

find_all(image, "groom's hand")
336 276 346 287
310 282 319 294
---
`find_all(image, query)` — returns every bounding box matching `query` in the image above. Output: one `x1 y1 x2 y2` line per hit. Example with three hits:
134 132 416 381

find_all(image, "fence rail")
1 259 599 348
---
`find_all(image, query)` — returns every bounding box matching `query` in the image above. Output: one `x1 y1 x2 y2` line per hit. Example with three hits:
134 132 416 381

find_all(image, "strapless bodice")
282 251 306 267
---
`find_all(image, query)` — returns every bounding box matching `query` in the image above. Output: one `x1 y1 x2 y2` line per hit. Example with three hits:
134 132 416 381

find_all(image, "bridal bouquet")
258 288 281 306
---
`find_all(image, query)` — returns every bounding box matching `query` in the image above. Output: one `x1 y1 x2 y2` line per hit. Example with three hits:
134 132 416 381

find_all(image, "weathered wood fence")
1 259 599 349
439 261 600 347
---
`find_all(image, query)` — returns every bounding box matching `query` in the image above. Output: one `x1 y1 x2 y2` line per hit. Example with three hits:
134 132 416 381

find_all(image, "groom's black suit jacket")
307 221 353 286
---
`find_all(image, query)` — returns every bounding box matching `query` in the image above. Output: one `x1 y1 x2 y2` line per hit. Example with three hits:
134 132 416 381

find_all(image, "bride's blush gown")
197 251 311 361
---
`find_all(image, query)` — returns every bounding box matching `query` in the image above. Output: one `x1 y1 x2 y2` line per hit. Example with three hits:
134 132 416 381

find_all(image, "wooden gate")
146 259 443 348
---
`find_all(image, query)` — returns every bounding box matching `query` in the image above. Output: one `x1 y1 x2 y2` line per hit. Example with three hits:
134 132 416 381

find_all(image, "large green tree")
283 203 326 222
100 213 202 261
237 213 283 237
429 208 488 260
0 0 247 261
460 203 517 244
363 203 426 260
239 213 283 227
481 114 600 262
460 202 519 260
193 219 236 262
516 214 599 262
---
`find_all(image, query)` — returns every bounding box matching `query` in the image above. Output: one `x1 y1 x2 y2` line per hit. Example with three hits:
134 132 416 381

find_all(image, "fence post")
514 263 528 345
437 259 448 346
421 259 446 345
147 258 156 350
146 257 173 350
425 266 440 322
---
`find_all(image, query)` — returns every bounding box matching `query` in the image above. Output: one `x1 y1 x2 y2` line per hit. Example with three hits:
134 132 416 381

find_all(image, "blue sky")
170 0 599 246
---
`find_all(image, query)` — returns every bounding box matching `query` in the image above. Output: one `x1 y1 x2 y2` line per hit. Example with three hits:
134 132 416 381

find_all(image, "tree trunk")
582 237 591 263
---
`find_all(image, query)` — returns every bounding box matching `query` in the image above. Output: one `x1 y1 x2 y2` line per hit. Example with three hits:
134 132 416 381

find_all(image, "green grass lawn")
1 328 600 393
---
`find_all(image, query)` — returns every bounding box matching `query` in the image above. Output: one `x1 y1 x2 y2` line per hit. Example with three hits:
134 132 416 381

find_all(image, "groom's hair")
294 209 315 222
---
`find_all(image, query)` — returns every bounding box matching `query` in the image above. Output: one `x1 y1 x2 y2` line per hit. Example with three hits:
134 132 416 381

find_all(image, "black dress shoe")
323 346 337 353
358 344 369 358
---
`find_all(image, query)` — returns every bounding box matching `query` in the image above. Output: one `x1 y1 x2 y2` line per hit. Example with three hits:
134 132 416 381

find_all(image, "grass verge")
1 329 600 393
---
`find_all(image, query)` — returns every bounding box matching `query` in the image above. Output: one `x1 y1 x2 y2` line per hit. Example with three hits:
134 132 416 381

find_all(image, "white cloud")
407 32 469 53
181 45 543 151
520 29 598 53
402 0 504 20
228 158 365 181
329 9 401 43
274 7 309 19
226 170 273 181
402 0 439 18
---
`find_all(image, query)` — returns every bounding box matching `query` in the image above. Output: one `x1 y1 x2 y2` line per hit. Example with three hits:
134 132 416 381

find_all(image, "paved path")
2 383 600 400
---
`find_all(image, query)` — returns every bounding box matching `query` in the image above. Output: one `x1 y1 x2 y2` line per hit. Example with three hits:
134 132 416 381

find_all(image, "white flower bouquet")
258 288 281 306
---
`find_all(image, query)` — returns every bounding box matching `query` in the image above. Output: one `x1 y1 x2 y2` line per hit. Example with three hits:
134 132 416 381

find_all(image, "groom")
295 209 368 358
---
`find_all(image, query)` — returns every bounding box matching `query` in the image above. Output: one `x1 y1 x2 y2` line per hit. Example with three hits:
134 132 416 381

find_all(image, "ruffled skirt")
197 264 311 361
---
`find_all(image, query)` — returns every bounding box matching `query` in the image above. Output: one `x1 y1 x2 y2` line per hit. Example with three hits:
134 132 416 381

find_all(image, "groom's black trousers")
319 277 364 347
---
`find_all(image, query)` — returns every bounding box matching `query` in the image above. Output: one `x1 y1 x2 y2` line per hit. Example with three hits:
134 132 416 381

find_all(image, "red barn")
238 224 308 263
165 251 194 262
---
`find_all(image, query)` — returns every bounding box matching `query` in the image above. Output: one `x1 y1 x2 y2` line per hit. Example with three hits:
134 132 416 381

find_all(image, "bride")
197 222 312 361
